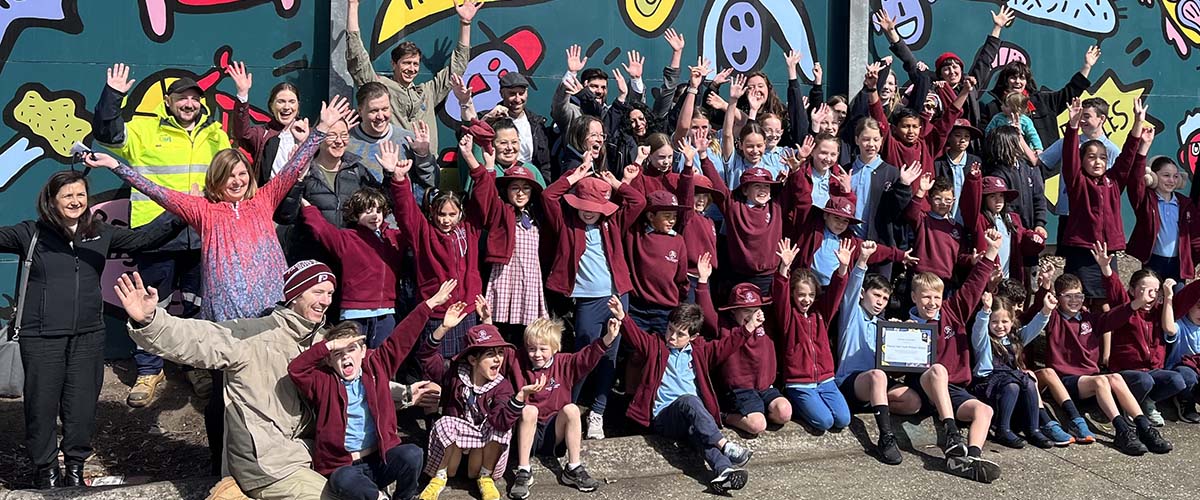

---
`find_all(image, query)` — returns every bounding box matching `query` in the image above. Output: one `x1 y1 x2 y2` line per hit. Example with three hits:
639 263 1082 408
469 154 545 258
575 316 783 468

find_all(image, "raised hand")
439 301 469 332
992 5 1015 29
664 28 685 52
985 228 1003 252
450 73 471 103
776 238 800 271
517 374 547 401
1083 45 1101 69
1042 290 1059 314
798 134 816 161
858 240 877 266
563 75 584 96
623 50 645 80
1038 260 1055 290
747 89 766 111
114 272 159 324
426 279 459 309
393 158 414 181
407 121 432 156
376 139 401 174
981 291 993 310
898 161 922 186
729 74 747 100
836 238 854 268
317 95 354 133
1067 97 1083 127
326 335 366 352
106 63 136 93
697 252 713 283
712 67 734 86
599 170 623 189
917 173 935 196
458 134 477 167
481 147 496 171
227 61 253 99
345 109 362 130
706 92 728 111
1164 279 1178 301
607 295 626 321
969 161 982 178
290 117 311 143
454 0 482 23
812 62 823 85
785 49 802 69
676 139 697 166
603 317 622 344
82 152 120 170
901 249 920 267
612 67 629 100
566 44 587 73
863 62 883 89
566 154 594 184
623 162 641 182
1091 241 1111 270
874 9 897 33
475 294 492 325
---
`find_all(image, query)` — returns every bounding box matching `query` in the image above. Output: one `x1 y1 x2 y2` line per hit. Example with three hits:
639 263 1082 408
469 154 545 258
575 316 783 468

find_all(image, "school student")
1127 136 1192 282
904 175 968 281
1162 279 1200 423
934 120 983 222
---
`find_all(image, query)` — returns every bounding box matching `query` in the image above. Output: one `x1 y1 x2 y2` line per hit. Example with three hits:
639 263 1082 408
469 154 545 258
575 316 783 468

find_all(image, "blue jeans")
1175 365 1199 393
785 379 851 431
629 299 672 335
329 444 424 500
1121 369 1187 403
350 314 397 349
133 251 202 375
651 395 730 475
571 294 627 415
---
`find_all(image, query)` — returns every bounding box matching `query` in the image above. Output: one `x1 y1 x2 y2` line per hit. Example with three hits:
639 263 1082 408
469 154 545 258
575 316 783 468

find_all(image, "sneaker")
708 468 748 493
992 429 1025 449
937 424 968 458
1113 420 1148 456
184 369 212 399
945 455 1002 484
126 371 165 408
509 469 533 499
418 477 446 500
586 412 605 440
1143 400 1165 427
722 441 753 468
876 433 902 465
1137 425 1173 454
1040 421 1074 447
1025 429 1054 449
478 477 501 500
560 464 599 492
1066 417 1096 444
1175 397 1200 424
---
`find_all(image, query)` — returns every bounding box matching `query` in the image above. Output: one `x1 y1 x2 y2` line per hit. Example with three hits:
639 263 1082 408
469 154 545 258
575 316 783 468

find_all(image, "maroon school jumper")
903 195 967 280
920 256 996 385
541 176 645 297
1027 282 1125 377
700 158 787 277
1103 270 1166 372
627 172 693 308
771 268 849 385
960 171 1045 284
390 177 482 318
783 163 903 269
510 338 609 423
287 303 432 475
470 165 539 265
1060 125 1141 250
696 282 774 392
678 165 720 276
622 283 750 427
299 205 404 310
416 335 522 432
627 166 672 196
1126 165 1194 279
872 83 963 177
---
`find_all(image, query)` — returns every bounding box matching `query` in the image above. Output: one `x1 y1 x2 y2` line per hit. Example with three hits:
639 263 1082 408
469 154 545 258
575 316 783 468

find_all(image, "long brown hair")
204 149 257 203
38 170 97 240
989 296 1025 370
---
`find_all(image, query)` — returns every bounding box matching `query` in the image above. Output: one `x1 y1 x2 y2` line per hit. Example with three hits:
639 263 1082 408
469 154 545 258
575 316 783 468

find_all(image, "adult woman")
1 171 183 489
556 115 607 175
981 46 1099 148
228 61 302 186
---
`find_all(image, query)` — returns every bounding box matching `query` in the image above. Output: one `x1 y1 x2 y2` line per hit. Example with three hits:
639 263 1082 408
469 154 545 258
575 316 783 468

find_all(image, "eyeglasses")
587 132 607 140
325 134 350 143
1058 293 1085 301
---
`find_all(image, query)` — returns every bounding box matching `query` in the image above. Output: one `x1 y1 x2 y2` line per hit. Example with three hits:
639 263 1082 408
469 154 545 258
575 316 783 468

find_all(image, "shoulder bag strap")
10 228 39 341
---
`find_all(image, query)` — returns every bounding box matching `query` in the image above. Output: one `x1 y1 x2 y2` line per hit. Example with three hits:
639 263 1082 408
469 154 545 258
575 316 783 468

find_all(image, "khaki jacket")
128 306 326 491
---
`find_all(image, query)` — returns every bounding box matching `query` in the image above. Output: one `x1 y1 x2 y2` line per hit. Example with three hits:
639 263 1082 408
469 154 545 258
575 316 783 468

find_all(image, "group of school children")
75 4 1200 499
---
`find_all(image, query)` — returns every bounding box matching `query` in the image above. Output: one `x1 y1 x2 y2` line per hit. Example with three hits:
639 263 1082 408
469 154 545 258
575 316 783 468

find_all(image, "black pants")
19 329 106 468
329 444 424 500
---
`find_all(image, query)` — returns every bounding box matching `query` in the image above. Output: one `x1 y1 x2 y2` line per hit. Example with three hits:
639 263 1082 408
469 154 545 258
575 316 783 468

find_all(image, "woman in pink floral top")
85 97 354 322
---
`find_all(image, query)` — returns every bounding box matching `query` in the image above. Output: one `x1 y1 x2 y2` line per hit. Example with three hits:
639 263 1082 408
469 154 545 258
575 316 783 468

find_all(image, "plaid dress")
485 221 547 325
424 366 513 480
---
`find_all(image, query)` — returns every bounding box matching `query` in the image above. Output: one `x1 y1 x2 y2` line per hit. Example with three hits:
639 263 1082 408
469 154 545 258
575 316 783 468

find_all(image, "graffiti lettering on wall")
440 24 545 125
699 0 819 80
619 0 684 37
370 0 550 59
0 0 83 74
966 0 1123 39
872 0 936 49
137 0 301 42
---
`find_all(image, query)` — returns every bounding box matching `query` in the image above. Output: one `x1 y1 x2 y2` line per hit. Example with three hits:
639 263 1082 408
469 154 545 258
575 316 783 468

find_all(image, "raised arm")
93 64 135 148
344 0 381 86
107 217 188 254
83 152 205 226
421 0 478 99
117 273 250 372
261 97 353 207
377 282 452 374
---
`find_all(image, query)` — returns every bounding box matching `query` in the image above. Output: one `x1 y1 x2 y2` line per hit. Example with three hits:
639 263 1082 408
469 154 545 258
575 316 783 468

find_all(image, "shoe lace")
572 467 592 481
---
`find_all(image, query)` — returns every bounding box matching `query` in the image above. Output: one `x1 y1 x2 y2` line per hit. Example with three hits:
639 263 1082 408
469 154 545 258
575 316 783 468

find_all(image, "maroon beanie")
283 260 337 304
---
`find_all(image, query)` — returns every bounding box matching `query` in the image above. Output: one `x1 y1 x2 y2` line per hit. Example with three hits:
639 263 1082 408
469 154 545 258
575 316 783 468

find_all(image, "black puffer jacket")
276 152 383 264
0 218 183 337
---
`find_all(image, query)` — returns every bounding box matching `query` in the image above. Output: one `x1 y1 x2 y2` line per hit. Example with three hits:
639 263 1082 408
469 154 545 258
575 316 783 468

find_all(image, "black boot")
34 464 62 489
64 463 85 487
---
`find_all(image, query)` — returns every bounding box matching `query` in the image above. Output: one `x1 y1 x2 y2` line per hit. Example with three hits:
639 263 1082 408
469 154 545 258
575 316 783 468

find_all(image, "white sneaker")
586 411 605 440
1144 400 1165 427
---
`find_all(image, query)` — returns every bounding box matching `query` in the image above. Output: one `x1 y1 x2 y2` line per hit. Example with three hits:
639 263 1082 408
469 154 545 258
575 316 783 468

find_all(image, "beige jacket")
128 306 327 491
345 30 468 156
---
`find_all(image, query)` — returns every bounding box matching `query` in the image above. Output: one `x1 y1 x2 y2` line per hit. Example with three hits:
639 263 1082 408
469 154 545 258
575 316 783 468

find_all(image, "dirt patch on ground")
0 360 210 490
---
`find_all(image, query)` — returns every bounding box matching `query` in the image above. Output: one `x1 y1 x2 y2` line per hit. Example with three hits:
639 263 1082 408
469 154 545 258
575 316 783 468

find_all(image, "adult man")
345 0 481 153
481 73 553 180
91 63 229 407
343 81 438 198
115 261 435 499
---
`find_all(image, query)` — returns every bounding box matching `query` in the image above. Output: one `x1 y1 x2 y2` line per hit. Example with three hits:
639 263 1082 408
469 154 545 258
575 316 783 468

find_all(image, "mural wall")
0 0 1197 354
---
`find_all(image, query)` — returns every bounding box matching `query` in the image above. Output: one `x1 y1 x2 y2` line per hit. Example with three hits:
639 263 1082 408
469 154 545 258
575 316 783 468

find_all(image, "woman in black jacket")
981 46 1100 148
0 170 182 489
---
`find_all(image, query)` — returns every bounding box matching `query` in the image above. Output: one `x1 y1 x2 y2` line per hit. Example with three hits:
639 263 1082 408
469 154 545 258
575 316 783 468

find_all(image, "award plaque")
875 321 936 372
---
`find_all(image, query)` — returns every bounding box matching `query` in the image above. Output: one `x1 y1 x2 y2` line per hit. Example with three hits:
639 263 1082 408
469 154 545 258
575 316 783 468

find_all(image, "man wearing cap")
345 0 481 155
114 260 423 499
92 63 231 408
480 73 554 180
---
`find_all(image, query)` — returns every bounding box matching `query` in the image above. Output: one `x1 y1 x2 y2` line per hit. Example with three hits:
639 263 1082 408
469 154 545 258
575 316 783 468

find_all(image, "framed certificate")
875 321 936 373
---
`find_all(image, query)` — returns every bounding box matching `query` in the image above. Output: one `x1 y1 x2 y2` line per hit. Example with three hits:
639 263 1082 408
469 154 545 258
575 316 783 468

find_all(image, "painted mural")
0 0 1197 350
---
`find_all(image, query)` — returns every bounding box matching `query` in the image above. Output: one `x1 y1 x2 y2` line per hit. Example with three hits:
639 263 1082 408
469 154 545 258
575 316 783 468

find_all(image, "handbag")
0 228 38 398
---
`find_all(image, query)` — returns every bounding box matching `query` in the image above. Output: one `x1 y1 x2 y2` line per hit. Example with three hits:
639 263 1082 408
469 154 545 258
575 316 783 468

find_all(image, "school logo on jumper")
1080 322 1093 336
951 228 961 240
666 250 679 263
764 211 772 224
543 377 560 392
943 326 954 339
754 326 765 337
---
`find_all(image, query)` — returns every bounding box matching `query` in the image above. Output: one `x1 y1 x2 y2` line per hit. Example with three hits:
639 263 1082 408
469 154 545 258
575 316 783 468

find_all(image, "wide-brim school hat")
719 282 773 311
738 167 782 187
496 164 543 196
691 174 725 204
816 196 864 225
563 177 619 216
451 324 515 362
644 190 683 213
950 118 983 141
981 176 1019 201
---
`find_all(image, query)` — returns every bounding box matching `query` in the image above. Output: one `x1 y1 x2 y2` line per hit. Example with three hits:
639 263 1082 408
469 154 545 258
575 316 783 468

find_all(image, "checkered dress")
423 366 513 480
485 222 547 326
